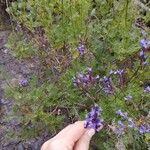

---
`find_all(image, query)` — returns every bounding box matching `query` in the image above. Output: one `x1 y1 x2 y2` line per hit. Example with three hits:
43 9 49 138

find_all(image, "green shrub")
7 0 144 60
7 0 90 48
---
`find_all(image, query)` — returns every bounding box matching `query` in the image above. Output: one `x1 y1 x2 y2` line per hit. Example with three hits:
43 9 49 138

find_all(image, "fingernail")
88 129 95 137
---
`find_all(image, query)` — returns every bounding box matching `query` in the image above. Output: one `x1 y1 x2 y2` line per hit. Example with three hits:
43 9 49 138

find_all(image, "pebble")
17 144 24 150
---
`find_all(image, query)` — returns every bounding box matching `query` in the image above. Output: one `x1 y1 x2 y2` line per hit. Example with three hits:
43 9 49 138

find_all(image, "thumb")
74 129 95 150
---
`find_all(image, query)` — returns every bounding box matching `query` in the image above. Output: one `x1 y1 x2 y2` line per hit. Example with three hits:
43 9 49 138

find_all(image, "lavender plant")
4 0 150 149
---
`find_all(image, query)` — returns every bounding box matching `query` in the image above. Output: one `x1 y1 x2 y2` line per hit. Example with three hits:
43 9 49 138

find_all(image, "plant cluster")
5 0 150 149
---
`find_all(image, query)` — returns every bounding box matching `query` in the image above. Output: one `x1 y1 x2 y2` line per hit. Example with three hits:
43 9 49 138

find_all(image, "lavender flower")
140 39 150 49
139 38 149 66
138 124 150 134
73 68 99 88
115 121 126 136
115 114 137 135
110 69 126 87
77 43 85 56
139 50 146 59
127 118 135 128
87 67 92 75
114 69 124 75
140 39 148 49
100 76 115 94
144 86 150 93
116 110 128 119
139 50 148 66
142 61 148 66
115 109 150 135
124 95 133 101
84 105 103 132
116 69 126 86
19 79 28 87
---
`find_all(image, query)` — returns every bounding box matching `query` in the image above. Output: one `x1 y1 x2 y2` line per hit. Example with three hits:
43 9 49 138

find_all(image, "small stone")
3 49 8 54
33 141 39 150
17 144 24 150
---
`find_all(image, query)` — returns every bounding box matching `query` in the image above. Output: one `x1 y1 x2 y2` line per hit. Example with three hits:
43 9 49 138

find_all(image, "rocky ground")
0 31 51 150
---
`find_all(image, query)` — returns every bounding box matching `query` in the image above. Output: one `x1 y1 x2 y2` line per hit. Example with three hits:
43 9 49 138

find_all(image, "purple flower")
140 39 150 49
116 110 128 119
73 68 99 88
142 61 148 66
19 79 28 87
110 69 126 87
139 49 148 66
140 39 148 49
115 121 126 136
124 95 133 101
139 50 148 61
114 69 124 75
127 118 135 128
110 69 124 75
100 76 115 95
84 104 103 132
138 124 150 134
140 38 150 66
116 110 122 115
144 86 150 93
73 77 80 86
139 50 144 57
77 43 85 56
87 67 92 74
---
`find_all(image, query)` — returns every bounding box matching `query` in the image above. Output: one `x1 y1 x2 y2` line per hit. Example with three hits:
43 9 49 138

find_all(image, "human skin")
41 121 102 150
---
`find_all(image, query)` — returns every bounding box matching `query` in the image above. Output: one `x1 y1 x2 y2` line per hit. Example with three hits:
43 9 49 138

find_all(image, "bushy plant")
6 0 90 48
5 0 150 149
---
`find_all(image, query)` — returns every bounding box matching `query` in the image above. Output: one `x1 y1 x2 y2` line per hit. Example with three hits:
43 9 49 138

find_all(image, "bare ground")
0 30 51 150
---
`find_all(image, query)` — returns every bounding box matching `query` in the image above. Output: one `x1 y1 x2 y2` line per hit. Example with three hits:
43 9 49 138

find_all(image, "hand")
41 121 101 150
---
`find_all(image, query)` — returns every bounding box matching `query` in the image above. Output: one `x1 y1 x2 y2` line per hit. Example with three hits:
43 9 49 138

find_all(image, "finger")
54 121 86 143
43 123 74 147
74 129 95 150
41 124 74 150
41 121 86 150
52 123 74 139
74 125 103 150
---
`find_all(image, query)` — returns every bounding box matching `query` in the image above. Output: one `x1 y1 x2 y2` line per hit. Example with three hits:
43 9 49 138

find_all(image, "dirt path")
0 31 50 150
